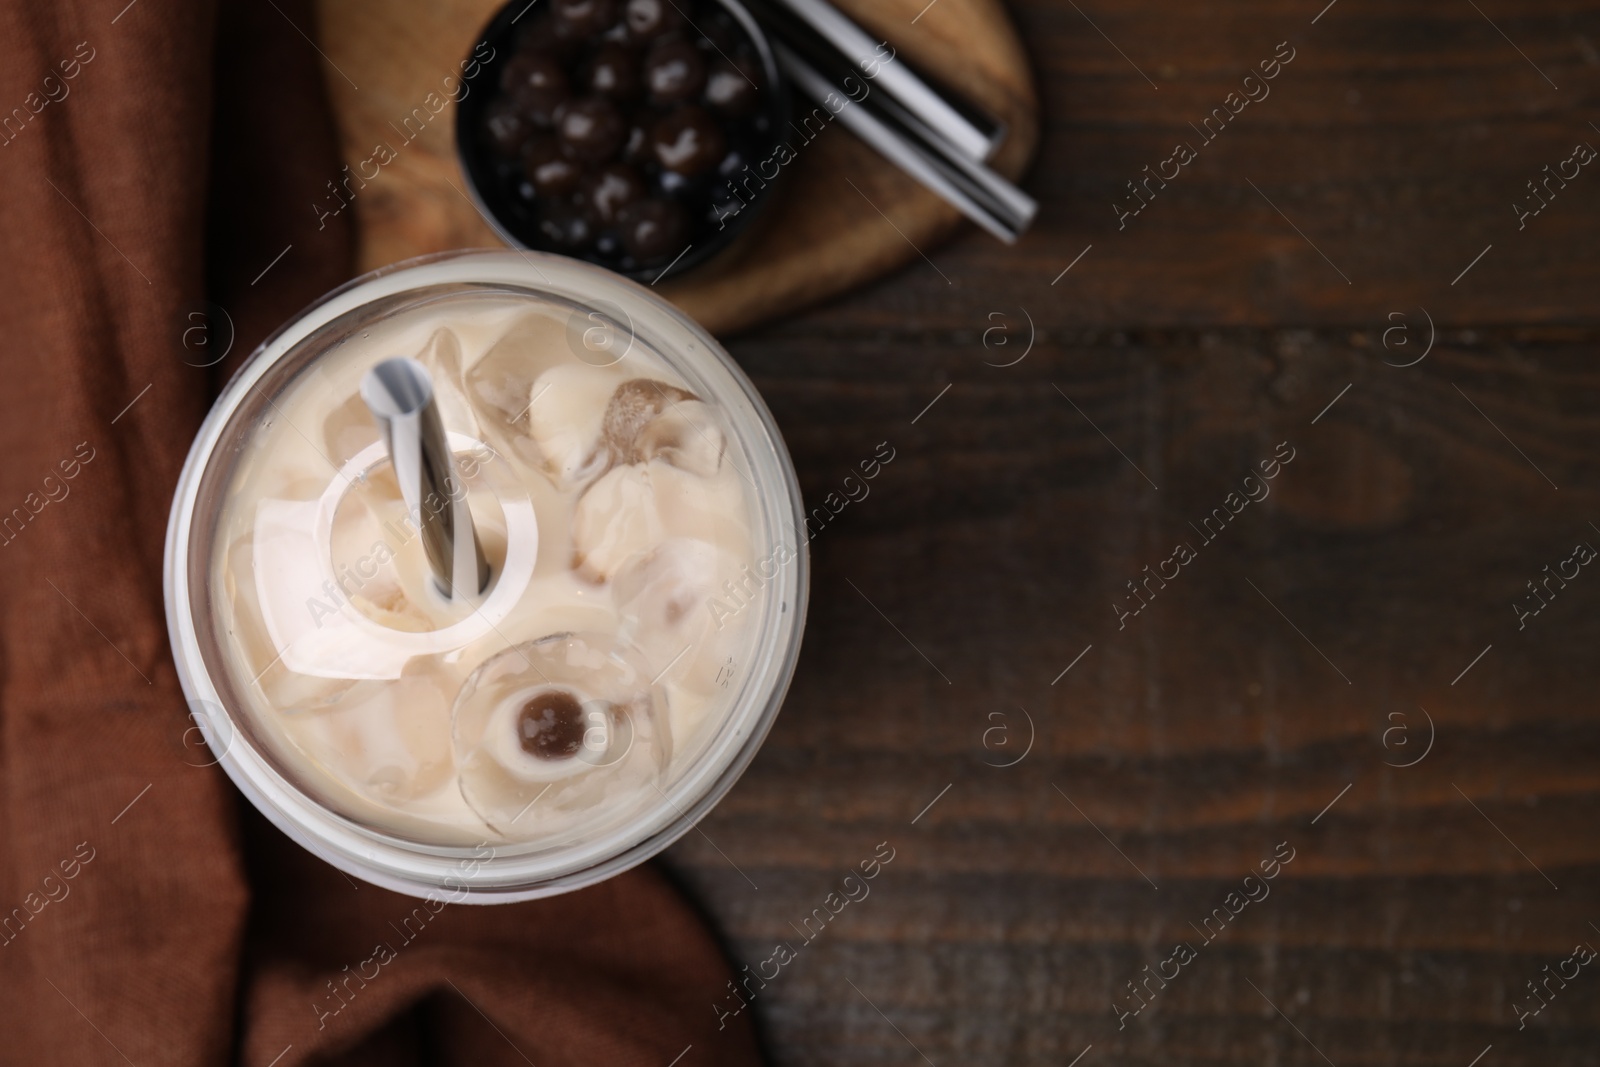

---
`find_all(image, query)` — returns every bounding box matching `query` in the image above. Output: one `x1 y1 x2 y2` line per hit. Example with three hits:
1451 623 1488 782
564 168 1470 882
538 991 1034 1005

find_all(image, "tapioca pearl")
558 96 627 164
517 689 588 760
552 0 620 39
623 0 685 41
617 199 688 262
644 38 706 106
651 106 725 177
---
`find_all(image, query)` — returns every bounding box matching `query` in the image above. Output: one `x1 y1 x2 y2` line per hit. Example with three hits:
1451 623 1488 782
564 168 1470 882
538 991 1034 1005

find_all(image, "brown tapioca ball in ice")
600 382 724 475
644 38 706 106
624 0 684 40
651 106 725 176
552 0 620 39
602 378 697 456
617 198 686 261
518 689 588 760
557 96 626 164
452 633 668 833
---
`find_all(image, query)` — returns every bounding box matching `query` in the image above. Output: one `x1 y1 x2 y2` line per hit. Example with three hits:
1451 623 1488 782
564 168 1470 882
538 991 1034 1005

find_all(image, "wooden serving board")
315 0 1039 335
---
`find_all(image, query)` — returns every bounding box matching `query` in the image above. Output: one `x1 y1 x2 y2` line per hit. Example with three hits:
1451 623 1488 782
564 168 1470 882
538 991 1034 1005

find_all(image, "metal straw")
360 357 489 600
776 42 1030 242
772 0 1003 162
742 0 1036 241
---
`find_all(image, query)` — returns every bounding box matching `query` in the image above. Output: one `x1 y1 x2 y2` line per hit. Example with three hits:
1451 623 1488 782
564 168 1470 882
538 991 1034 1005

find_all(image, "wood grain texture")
669 335 1600 1065
811 0 1600 330
314 0 1039 334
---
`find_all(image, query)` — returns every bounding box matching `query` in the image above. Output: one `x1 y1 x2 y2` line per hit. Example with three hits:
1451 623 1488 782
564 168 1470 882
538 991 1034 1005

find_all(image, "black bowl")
456 0 791 283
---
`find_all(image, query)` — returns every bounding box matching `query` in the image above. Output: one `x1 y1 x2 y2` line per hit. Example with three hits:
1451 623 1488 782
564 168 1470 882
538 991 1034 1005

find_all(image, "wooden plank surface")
655 0 1600 1063
819 0 1600 330
675 336 1600 1065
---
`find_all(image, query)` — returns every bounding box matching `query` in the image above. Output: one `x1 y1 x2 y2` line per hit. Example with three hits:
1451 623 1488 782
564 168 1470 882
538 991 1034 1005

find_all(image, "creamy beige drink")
193 266 787 864
170 252 804 898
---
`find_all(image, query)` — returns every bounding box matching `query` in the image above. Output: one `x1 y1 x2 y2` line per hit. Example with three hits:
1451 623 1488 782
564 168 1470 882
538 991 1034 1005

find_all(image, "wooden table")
662 1 1600 1062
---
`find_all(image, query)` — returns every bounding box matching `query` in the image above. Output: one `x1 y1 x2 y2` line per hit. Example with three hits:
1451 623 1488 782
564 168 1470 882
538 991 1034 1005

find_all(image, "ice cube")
327 464 441 630
221 531 361 713
321 388 379 466
451 632 668 836
292 670 457 804
464 311 576 462
613 538 748 714
570 464 664 582
525 362 626 489
632 399 725 476
570 458 750 582
601 378 698 459
612 536 764 747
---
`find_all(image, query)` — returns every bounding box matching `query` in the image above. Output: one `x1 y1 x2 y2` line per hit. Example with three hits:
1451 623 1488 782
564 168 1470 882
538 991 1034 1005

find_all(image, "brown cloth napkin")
0 1 765 1063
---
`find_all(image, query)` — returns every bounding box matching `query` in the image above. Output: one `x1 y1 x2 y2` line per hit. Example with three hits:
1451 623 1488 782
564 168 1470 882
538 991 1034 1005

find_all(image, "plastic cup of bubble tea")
164 250 807 902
